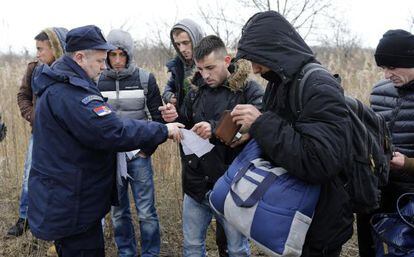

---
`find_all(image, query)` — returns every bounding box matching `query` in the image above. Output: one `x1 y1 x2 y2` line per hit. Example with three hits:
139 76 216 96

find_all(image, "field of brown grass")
0 47 383 257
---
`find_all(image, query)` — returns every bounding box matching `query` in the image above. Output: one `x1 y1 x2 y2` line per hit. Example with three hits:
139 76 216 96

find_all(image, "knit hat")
375 29 414 68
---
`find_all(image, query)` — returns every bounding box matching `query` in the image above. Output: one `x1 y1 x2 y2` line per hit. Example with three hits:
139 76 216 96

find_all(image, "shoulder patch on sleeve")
93 105 112 117
81 95 104 105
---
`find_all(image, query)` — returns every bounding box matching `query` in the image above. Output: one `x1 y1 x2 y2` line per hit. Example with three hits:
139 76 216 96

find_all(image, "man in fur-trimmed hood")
7 27 68 239
160 35 263 257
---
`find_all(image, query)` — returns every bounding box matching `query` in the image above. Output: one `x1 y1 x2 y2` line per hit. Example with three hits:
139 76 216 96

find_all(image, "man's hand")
231 104 262 133
191 121 212 139
230 133 250 148
166 122 184 142
390 151 405 171
159 103 178 123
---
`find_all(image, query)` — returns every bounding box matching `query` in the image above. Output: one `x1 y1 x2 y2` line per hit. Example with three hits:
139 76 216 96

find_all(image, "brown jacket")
16 27 67 128
17 61 38 127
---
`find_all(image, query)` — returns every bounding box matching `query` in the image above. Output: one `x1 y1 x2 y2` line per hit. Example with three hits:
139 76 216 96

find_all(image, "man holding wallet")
231 11 353 257
160 35 263 257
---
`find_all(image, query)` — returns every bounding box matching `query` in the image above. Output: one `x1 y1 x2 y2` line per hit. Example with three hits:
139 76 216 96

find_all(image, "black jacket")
163 56 186 107
236 11 353 252
179 60 264 203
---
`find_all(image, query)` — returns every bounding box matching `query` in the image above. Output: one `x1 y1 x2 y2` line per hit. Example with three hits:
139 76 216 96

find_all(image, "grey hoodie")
104 29 136 78
98 29 164 156
170 18 205 63
162 19 205 106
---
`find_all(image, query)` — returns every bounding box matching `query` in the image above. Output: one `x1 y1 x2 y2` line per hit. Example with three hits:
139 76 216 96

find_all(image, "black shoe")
6 218 29 237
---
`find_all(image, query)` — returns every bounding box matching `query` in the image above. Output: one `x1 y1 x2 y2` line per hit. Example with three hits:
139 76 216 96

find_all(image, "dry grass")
0 47 383 257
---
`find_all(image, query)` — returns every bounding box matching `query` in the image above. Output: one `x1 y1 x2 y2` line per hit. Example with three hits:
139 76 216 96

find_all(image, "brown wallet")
215 110 241 145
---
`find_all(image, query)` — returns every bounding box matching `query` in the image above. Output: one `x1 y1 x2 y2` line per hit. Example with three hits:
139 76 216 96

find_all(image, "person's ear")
73 51 88 66
224 55 231 66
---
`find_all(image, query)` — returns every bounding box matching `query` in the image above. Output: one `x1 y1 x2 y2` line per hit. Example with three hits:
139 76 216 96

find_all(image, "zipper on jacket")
116 79 120 109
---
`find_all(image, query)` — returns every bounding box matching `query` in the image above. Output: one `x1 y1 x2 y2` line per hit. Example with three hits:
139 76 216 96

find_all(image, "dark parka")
164 56 185 106
179 60 264 203
236 11 353 253
28 56 168 241
370 79 414 206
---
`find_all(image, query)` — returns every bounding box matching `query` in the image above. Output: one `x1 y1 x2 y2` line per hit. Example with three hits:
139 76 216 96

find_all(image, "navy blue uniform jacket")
28 56 168 240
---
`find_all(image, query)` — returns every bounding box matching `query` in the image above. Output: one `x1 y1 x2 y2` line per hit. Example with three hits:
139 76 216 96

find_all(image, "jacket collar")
62 55 96 90
192 59 252 92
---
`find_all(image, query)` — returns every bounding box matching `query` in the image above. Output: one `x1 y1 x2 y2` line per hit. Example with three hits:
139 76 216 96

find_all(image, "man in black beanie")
357 29 414 257
375 29 414 71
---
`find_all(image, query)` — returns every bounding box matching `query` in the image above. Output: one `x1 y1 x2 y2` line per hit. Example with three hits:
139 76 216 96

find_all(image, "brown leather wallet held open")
215 110 241 145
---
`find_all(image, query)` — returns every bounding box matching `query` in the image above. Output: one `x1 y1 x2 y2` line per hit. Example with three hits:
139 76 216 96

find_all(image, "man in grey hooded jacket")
98 29 163 257
162 18 205 108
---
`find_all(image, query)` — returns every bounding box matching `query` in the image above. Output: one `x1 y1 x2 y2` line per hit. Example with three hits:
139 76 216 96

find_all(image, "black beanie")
375 29 414 68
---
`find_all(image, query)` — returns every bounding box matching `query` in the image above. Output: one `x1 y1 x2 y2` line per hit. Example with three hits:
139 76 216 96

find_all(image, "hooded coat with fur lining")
17 27 67 126
178 59 264 203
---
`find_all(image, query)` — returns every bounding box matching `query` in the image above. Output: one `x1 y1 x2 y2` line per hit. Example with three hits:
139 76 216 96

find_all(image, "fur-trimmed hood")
42 27 68 60
227 58 252 91
191 58 252 92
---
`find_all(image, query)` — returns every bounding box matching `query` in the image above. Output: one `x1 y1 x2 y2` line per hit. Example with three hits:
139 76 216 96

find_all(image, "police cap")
65 25 115 52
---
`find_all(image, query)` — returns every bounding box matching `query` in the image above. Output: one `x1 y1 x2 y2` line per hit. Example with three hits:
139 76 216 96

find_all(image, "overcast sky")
0 0 413 54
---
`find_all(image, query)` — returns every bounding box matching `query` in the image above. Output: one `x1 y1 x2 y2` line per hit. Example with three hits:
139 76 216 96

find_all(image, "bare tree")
239 0 332 39
145 19 175 59
197 2 245 47
409 14 414 32
318 16 361 58
197 0 334 48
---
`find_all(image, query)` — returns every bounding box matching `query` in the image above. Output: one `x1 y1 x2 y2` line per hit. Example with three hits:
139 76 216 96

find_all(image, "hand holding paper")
191 121 212 139
180 129 214 157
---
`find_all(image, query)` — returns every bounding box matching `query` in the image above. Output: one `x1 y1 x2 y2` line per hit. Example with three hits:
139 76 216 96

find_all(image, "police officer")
27 25 183 257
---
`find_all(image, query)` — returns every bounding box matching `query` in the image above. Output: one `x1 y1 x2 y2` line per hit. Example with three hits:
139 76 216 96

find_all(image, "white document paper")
125 149 140 160
181 143 192 156
180 129 215 157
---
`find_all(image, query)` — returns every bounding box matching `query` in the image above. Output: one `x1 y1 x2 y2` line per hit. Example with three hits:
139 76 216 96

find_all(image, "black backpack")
289 62 393 213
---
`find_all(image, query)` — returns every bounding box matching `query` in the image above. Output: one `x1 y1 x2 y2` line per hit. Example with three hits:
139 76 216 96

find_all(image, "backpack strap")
289 63 328 118
138 68 152 121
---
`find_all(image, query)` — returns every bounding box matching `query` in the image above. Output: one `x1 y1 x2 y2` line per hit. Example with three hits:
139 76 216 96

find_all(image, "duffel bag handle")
230 163 277 208
397 192 414 229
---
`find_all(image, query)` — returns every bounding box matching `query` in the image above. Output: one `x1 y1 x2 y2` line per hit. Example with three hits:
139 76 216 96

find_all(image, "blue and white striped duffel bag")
209 139 320 257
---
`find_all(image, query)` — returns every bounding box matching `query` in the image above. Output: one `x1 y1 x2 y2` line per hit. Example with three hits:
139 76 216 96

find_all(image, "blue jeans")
19 136 33 219
183 194 250 257
111 156 160 257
